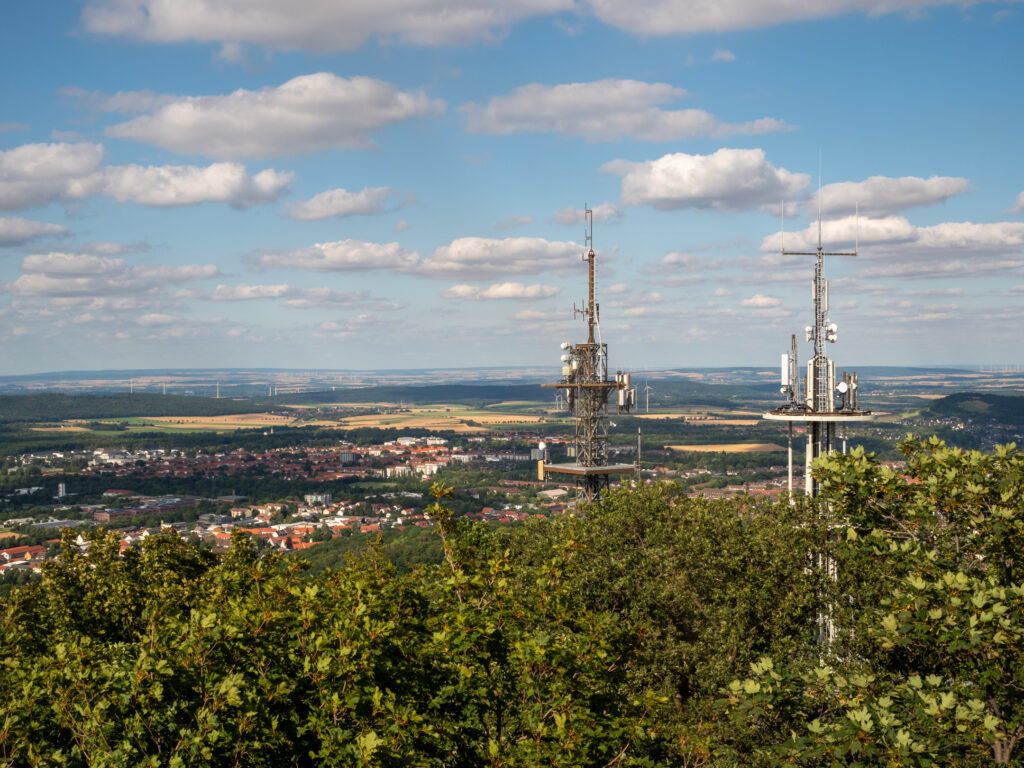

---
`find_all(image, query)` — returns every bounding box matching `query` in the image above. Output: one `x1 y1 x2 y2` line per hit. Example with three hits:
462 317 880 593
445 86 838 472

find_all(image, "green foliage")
726 439 1024 766
4 439 1023 765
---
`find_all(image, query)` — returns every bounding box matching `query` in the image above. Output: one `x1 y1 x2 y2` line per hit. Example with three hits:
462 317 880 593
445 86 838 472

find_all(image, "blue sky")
1 0 1022 374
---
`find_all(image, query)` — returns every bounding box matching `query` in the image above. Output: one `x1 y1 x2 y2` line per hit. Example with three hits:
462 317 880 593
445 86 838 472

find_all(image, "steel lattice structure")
543 209 635 503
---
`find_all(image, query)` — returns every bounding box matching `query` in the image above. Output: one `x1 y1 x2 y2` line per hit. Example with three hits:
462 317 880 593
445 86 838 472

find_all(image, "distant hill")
925 392 1024 424
0 393 265 424
278 384 549 406
276 378 768 409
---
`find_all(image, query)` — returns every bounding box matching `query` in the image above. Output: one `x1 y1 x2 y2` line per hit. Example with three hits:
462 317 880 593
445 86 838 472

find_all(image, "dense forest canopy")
1 438 1022 765
0 393 265 424
926 391 1024 424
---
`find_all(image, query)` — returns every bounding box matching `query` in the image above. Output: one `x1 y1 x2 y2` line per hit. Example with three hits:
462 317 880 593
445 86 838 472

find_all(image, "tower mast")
543 207 636 503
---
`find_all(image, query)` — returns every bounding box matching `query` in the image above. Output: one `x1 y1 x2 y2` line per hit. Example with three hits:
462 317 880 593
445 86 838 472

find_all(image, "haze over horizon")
2 1 1022 375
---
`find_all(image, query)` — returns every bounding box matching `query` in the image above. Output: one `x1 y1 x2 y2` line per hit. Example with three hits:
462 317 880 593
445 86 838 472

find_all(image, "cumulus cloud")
442 282 561 300
741 294 781 307
209 282 400 310
9 251 219 297
0 142 290 209
422 237 580 279
251 239 421 272
106 73 444 159
585 0 995 36
605 148 809 211
82 0 572 51
211 283 291 301
0 217 68 247
553 202 621 225
287 186 392 221
136 313 175 326
97 163 291 206
763 216 1024 255
816 175 969 217
0 142 104 210
463 79 787 141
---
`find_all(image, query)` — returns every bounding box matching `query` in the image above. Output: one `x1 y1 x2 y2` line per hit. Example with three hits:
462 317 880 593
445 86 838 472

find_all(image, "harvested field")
146 413 293 428
337 405 550 432
668 443 785 453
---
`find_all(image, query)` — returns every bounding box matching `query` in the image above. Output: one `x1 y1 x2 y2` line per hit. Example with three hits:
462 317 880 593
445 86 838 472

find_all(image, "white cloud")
1014 191 1024 213
82 0 572 51
463 79 787 141
287 186 392 221
761 215 918 252
0 217 68 247
764 216 1024 255
817 175 969 216
741 294 781 307
9 251 219 297
553 202 621 225
284 287 401 310
252 240 421 272
605 148 809 211
136 313 175 326
106 73 444 159
659 251 703 269
0 142 104 210
711 48 736 62
422 236 580 278
211 283 291 301
586 0 998 36
443 282 561 300
208 283 400 310
98 163 291 207
0 142 290 209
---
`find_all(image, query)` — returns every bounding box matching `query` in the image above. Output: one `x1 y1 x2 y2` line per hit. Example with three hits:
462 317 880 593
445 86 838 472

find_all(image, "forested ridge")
0 393 264 424
1 438 1022 766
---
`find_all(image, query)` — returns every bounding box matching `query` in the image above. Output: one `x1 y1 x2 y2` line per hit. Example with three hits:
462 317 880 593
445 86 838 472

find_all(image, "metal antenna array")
763 195 873 652
542 207 637 503
764 202 872 498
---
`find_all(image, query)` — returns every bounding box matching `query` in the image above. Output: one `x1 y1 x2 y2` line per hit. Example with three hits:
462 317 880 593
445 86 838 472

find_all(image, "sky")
1 0 1022 375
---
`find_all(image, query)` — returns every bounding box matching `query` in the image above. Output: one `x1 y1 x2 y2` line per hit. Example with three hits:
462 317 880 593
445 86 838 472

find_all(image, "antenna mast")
543 206 636 503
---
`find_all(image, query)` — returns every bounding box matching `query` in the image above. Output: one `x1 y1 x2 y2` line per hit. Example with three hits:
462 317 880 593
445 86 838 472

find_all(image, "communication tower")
763 207 872 498
542 208 636 502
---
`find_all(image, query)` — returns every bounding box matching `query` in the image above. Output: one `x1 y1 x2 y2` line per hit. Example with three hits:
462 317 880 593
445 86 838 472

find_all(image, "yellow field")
146 413 294 428
336 405 550 432
40 403 555 435
668 443 785 453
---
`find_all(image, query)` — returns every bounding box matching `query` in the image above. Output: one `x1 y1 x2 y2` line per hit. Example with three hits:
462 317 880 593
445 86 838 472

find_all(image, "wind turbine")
643 381 653 413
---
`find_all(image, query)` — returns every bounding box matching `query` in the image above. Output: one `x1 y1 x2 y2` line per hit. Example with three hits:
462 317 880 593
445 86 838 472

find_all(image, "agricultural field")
634 411 761 426
34 413 296 434
336 404 557 432
668 443 786 453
